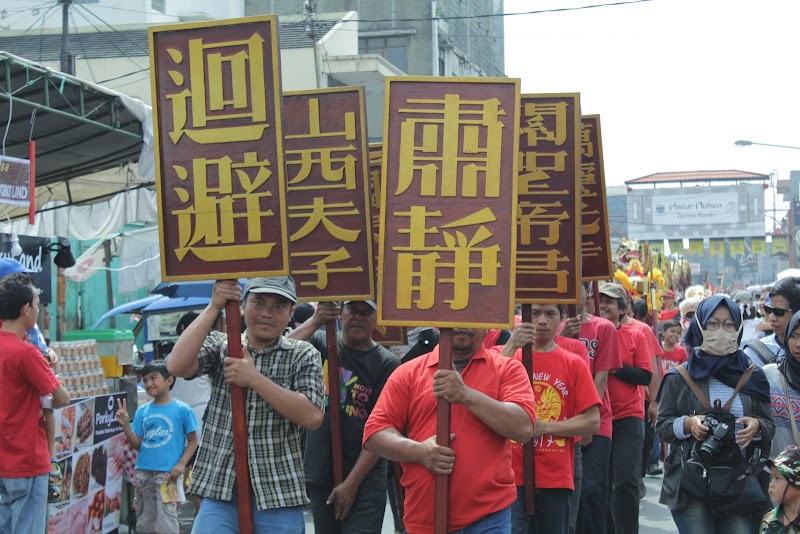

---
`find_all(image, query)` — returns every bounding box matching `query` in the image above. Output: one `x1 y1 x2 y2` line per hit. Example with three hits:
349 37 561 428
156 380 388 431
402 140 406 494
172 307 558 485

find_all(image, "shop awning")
0 51 153 219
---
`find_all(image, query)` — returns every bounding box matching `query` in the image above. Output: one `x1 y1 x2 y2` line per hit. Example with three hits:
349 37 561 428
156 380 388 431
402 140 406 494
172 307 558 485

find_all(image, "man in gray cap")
290 300 400 534
168 277 325 533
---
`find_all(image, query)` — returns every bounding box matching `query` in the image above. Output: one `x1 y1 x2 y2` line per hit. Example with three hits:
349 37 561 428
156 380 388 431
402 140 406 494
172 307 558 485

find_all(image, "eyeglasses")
704 318 738 332
764 305 794 318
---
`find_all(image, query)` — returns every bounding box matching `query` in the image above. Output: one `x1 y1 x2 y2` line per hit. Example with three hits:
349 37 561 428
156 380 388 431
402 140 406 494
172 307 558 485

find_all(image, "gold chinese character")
581 162 597 185
166 34 268 144
516 250 569 293
581 123 595 158
393 206 500 310
291 247 363 289
285 98 356 141
521 102 569 147
396 95 506 197
581 243 604 258
289 197 362 242
518 201 569 246
518 151 568 195
171 152 275 262
286 146 357 190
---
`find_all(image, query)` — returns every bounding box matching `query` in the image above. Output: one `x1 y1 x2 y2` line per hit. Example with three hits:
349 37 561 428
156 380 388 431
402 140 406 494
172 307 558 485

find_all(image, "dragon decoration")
612 238 693 313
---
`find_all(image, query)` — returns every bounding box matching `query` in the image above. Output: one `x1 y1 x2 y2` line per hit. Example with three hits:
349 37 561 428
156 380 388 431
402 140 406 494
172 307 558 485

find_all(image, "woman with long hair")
656 295 774 533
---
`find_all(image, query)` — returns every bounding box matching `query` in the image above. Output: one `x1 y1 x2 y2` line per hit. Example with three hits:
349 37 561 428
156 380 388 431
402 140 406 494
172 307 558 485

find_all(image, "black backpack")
401 328 439 363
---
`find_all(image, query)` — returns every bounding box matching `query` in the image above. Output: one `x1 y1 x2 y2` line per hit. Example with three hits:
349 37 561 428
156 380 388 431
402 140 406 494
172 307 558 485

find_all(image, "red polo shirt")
607 324 652 420
363 345 536 534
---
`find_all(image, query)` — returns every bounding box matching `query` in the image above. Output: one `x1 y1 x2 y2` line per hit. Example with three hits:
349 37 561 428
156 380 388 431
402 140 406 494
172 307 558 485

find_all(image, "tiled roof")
626 170 769 185
0 20 337 62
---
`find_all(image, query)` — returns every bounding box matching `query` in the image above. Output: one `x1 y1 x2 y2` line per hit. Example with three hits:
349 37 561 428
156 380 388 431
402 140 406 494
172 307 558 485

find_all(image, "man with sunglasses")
744 276 800 367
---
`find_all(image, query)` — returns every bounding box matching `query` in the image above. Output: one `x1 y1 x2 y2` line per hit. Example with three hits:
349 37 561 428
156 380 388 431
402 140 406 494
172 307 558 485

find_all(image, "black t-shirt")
304 331 401 487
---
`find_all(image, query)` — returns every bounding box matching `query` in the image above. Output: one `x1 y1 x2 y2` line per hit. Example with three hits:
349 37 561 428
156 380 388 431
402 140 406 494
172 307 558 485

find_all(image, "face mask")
694 315 741 356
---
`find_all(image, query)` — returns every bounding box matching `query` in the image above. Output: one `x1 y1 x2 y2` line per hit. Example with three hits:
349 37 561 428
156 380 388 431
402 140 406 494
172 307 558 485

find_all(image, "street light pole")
736 139 800 268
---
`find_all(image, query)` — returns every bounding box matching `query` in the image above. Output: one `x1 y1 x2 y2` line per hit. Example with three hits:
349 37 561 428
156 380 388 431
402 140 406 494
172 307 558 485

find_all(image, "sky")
503 0 800 193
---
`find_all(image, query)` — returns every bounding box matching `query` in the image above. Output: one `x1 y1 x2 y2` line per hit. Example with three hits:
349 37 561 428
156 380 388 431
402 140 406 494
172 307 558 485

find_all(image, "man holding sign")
167 277 325 533
363 327 536 533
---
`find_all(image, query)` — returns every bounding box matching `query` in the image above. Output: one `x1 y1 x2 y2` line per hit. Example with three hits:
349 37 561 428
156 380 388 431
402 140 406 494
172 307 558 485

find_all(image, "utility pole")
60 0 73 75
304 0 321 88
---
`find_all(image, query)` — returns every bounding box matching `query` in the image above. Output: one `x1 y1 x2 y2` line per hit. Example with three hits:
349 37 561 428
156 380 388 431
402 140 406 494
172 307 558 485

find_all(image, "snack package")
160 475 186 503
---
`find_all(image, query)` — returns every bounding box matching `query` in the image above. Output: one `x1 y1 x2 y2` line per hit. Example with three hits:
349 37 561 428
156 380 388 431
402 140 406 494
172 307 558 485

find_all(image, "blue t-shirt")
132 399 197 472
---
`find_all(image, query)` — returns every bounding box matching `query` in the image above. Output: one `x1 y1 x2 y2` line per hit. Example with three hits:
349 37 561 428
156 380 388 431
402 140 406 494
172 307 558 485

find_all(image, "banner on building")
515 93 581 303
729 238 745 256
688 239 705 255
668 239 684 255
149 16 289 280
47 393 126 534
580 115 613 280
751 237 767 255
772 236 789 256
283 87 374 301
709 239 725 256
378 77 520 328
649 240 665 255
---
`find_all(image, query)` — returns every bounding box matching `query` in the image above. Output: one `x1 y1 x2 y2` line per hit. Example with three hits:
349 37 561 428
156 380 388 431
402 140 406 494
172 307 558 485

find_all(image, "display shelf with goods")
51 341 111 399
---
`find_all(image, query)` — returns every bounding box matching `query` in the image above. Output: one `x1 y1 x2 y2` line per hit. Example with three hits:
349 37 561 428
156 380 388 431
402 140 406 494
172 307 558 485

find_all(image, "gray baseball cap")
342 300 377 310
243 276 296 303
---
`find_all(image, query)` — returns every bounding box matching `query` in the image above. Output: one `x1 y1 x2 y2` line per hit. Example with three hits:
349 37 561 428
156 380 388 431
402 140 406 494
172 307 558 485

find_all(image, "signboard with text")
0 155 31 206
283 87 374 301
515 94 581 304
47 393 126 534
368 143 407 345
149 16 289 280
378 77 520 328
580 115 613 281
0 234 53 303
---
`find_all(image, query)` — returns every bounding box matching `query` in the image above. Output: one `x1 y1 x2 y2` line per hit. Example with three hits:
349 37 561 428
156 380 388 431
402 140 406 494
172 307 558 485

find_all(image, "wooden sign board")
580 115 613 281
378 77 520 328
515 94 581 304
150 16 289 281
283 87 374 302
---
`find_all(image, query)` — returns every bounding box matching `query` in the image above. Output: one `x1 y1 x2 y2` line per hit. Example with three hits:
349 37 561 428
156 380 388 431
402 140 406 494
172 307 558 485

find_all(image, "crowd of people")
8 266 800 534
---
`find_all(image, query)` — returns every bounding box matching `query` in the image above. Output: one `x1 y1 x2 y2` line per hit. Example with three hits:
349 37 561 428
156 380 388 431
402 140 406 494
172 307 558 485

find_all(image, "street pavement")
164 470 677 533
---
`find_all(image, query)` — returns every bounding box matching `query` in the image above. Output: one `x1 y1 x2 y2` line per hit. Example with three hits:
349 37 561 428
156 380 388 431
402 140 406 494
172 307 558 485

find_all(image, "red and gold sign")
516 94 581 304
283 87 374 301
580 115 613 281
378 77 520 328
149 16 289 280
368 143 407 345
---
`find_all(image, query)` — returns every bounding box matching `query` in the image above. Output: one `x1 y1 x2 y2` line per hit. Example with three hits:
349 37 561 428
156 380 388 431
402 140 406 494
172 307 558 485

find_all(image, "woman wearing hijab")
763 311 800 458
656 295 774 533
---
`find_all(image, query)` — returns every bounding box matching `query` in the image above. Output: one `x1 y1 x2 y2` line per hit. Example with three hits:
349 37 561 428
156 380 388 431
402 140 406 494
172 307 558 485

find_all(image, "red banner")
580 115 613 280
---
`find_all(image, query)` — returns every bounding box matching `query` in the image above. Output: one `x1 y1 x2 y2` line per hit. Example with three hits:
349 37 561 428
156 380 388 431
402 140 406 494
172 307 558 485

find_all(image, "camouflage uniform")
761 446 800 534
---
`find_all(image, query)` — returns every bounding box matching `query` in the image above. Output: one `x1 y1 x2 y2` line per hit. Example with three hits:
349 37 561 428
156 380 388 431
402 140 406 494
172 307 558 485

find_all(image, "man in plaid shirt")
168 276 325 533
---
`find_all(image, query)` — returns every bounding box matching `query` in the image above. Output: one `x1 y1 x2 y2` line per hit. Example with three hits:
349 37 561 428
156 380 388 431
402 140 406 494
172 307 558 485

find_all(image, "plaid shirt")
187 331 324 510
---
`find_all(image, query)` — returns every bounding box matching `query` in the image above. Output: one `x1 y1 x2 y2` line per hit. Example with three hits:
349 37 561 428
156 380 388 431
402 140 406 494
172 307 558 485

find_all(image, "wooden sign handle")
521 304 535 515
434 328 453 534
225 300 253 534
326 319 344 486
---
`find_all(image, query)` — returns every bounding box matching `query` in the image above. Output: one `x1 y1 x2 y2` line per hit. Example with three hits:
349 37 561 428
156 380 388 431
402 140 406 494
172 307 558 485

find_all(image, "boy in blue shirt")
116 360 198 533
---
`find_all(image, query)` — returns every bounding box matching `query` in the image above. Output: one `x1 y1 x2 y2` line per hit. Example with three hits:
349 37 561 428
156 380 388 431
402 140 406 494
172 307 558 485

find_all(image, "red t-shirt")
659 307 680 322
660 345 688 377
578 316 622 438
626 318 664 358
363 346 536 534
556 336 590 365
505 346 599 489
607 324 652 420
0 330 61 478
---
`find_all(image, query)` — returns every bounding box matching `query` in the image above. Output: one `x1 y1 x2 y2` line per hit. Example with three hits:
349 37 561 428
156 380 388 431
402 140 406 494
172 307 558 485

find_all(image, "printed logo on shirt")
141 413 174 449
580 337 598 360
532 378 567 449
323 361 374 419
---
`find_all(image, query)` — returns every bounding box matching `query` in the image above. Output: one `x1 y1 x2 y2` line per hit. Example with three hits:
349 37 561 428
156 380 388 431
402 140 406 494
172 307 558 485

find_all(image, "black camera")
697 415 732 463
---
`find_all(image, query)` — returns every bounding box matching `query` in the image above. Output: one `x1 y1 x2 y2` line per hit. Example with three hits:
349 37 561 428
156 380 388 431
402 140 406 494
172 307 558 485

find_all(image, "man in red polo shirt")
363 328 536 534
598 283 652 534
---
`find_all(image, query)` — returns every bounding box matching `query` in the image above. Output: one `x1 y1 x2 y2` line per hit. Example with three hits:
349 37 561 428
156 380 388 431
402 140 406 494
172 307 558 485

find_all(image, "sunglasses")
764 305 794 318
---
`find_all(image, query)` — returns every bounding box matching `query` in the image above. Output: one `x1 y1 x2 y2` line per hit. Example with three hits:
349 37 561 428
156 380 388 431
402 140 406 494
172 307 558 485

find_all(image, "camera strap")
675 363 757 411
